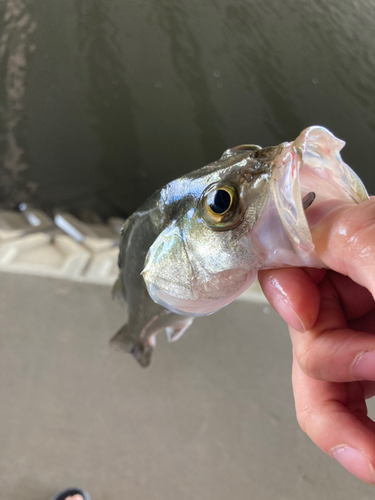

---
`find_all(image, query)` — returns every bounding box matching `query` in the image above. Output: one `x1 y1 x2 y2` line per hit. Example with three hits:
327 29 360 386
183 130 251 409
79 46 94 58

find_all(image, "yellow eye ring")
206 187 233 216
200 183 243 230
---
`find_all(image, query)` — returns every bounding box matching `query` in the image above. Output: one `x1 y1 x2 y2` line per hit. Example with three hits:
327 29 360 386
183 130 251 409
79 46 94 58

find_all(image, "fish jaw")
248 126 369 269
144 269 257 316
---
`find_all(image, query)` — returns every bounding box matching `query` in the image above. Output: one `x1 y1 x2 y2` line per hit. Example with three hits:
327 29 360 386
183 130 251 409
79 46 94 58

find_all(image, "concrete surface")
0 272 374 500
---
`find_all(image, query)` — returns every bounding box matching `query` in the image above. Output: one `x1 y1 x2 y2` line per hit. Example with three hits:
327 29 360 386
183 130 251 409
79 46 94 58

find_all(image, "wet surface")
1 0 374 216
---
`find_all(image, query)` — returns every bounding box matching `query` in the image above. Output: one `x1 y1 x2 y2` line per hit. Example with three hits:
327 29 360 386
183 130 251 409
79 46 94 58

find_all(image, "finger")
349 309 375 334
290 275 375 382
292 357 375 484
309 197 375 298
260 198 375 331
258 268 321 332
360 381 375 400
329 272 375 320
302 267 327 284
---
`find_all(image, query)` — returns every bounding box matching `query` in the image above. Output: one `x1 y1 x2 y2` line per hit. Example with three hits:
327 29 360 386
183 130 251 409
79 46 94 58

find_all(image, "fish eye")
207 188 232 215
200 183 243 230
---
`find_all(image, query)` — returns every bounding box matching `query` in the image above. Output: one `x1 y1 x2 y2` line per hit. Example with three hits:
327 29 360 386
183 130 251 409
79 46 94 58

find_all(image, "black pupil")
209 189 231 214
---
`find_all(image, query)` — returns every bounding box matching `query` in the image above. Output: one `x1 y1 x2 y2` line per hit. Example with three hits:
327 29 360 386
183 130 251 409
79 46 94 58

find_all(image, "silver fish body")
113 126 368 367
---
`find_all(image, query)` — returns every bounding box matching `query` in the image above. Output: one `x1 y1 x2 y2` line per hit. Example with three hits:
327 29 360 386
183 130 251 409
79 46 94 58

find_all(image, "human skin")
258 197 375 485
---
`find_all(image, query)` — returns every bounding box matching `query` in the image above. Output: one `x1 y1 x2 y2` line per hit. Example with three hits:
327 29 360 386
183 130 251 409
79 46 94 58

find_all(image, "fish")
112 126 368 367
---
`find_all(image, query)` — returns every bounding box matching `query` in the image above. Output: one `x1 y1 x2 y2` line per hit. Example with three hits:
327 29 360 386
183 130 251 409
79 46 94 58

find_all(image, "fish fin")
110 325 153 368
165 317 194 342
112 275 125 303
117 216 133 269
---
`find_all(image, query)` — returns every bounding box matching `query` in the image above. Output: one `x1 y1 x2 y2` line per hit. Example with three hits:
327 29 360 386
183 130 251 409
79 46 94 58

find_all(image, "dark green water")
1 0 374 218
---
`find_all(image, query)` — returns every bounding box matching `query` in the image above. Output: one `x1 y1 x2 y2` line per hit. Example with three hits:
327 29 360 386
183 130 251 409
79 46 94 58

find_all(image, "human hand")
258 197 375 484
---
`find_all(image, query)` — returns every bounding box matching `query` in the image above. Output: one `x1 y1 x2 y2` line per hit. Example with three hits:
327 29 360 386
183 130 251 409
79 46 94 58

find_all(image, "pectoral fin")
165 317 194 342
112 275 125 303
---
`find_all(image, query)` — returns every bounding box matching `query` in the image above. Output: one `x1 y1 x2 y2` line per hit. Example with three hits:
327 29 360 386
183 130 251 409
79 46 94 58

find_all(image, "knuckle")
294 341 322 379
295 405 312 434
294 331 347 382
295 398 321 434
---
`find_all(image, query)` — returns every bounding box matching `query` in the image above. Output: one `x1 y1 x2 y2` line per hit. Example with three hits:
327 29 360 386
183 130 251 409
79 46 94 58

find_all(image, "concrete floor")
0 273 374 500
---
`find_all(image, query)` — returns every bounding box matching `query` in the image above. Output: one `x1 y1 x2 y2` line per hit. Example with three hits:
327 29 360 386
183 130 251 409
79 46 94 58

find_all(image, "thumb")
308 196 375 298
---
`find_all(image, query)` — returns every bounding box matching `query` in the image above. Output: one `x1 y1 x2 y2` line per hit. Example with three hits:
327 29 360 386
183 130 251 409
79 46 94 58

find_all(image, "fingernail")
331 446 375 484
273 295 306 333
352 351 375 380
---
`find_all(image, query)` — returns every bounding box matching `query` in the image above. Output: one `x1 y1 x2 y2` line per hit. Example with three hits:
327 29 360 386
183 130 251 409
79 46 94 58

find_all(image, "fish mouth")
251 126 369 267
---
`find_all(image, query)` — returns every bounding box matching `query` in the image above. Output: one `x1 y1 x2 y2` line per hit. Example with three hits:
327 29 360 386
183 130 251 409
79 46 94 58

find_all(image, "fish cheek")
142 224 195 301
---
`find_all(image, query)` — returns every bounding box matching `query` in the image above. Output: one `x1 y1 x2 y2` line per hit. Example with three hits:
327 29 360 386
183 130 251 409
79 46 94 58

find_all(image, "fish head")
142 143 283 316
142 126 369 317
